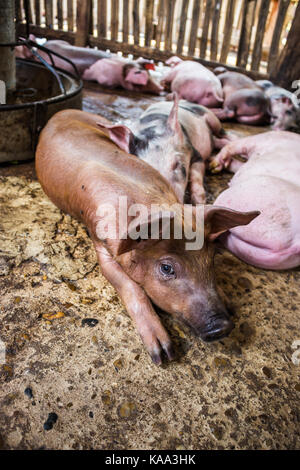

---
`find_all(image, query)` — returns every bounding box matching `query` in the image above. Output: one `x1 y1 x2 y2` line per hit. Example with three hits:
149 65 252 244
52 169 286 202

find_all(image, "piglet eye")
160 263 175 277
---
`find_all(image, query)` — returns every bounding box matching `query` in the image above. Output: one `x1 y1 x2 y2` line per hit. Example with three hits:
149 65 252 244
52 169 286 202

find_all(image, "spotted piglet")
98 94 229 204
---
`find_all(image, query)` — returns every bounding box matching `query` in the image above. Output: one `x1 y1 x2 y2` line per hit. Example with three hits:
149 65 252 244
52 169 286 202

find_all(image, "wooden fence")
15 0 299 80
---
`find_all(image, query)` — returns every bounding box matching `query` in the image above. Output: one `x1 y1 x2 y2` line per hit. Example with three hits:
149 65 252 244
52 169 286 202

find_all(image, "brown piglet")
36 109 259 364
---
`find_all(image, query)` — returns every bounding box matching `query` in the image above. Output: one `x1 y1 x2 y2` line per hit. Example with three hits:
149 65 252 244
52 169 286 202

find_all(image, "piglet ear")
117 210 176 255
204 205 260 242
165 56 182 67
166 92 184 143
97 122 134 153
125 68 148 85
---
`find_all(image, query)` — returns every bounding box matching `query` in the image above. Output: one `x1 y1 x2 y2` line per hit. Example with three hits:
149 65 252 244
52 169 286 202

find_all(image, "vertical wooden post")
57 0 63 30
133 0 140 45
89 0 94 35
267 0 291 74
27 0 33 23
155 0 165 49
123 0 129 43
271 0 300 89
200 0 213 59
145 0 154 47
220 0 236 64
165 0 175 52
97 0 107 38
251 0 271 71
188 0 201 56
176 0 189 55
75 0 91 46
210 0 223 61
45 0 54 28
236 0 256 68
67 0 74 31
111 0 119 41
0 0 16 91
35 0 41 26
15 0 23 23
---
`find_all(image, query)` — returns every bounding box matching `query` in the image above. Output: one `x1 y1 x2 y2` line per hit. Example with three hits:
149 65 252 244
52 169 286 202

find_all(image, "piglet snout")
198 312 234 342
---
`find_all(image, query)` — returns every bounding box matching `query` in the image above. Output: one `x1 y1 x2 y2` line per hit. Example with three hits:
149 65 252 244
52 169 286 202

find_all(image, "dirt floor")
0 83 299 450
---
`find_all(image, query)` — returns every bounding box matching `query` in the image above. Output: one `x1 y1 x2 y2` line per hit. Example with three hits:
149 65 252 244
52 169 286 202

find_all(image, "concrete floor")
0 83 299 450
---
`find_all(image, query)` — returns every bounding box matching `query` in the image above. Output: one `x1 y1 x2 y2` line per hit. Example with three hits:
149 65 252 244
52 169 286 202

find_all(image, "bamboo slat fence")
15 0 299 80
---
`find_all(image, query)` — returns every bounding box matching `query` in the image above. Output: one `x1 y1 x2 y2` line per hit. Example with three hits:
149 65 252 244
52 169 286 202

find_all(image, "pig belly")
215 176 300 269
42 40 110 75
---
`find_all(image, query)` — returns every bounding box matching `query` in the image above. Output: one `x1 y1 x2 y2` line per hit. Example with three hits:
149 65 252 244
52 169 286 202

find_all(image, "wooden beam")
15 0 23 24
155 0 165 49
145 0 154 47
27 0 33 23
67 0 74 31
57 0 63 30
165 0 175 52
111 0 119 41
251 0 271 71
34 0 41 26
210 0 223 61
236 0 256 68
188 0 201 56
45 0 54 28
200 0 213 58
220 0 236 63
122 0 129 43
271 0 300 89
89 0 94 35
97 0 107 38
133 0 140 45
267 0 290 74
75 0 91 46
176 0 189 55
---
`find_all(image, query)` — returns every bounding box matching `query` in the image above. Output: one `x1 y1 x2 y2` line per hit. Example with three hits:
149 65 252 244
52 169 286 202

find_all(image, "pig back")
44 40 111 74
36 110 177 229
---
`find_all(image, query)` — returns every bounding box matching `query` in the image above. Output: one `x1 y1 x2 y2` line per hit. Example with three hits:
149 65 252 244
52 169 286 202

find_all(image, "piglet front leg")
189 161 206 204
209 137 255 173
95 244 175 365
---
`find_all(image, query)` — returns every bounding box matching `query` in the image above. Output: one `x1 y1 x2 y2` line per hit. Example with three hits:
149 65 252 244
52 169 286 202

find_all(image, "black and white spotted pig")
256 80 300 132
98 94 228 204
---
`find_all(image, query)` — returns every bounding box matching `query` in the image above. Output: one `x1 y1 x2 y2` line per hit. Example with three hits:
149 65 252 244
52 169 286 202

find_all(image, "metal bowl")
0 58 82 162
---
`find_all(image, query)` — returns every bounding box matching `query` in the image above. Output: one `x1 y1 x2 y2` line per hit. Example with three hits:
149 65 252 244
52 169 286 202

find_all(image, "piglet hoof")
209 151 231 173
209 156 224 173
150 339 175 365
140 328 175 365
150 345 174 365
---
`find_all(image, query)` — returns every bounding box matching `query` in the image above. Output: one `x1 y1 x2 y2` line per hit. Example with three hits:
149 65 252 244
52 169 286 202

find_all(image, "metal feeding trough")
0 46 82 163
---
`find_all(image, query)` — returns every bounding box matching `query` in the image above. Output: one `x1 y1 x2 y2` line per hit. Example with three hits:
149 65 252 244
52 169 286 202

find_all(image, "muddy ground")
0 83 299 450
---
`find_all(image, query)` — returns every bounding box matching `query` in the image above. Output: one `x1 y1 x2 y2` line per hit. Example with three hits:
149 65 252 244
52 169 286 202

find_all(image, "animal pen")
0 0 300 453
16 0 300 86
